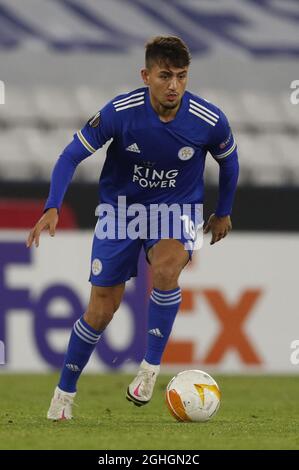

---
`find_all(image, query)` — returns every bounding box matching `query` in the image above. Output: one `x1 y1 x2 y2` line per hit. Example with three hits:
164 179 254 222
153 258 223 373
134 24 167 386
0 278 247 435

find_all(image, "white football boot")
47 386 76 420
126 359 160 406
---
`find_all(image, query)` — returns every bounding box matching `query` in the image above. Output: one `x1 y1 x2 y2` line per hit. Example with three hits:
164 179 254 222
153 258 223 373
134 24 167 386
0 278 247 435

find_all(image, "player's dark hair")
145 36 191 69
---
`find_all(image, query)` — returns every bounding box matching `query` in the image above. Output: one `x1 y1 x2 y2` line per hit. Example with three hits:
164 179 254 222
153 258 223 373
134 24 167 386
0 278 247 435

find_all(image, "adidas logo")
66 363 80 372
148 328 164 338
126 143 140 153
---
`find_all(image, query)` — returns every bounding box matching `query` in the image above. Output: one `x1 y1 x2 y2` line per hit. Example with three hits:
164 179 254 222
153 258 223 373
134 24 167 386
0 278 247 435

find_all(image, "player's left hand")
203 213 232 245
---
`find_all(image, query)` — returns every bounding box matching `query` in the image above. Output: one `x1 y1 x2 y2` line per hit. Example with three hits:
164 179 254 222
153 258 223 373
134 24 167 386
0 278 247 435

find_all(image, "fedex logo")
164 288 263 365
0 241 263 371
0 242 147 369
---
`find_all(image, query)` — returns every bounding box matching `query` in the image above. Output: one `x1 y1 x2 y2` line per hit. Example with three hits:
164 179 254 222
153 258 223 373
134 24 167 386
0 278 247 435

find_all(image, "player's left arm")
204 110 239 245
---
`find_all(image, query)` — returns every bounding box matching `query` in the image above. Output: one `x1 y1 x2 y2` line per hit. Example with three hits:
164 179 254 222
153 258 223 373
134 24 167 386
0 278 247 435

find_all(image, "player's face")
142 62 188 110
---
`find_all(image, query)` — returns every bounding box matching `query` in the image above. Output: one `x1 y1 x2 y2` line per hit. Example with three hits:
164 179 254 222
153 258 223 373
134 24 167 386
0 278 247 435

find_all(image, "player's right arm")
27 207 59 248
26 102 115 248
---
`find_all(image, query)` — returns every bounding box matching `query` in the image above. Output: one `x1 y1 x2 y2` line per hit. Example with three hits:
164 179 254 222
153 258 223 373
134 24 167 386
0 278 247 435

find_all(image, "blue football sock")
144 287 181 366
58 316 102 393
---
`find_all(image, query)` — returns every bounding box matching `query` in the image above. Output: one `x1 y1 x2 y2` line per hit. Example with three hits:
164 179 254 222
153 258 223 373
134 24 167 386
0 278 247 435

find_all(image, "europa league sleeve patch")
88 111 101 128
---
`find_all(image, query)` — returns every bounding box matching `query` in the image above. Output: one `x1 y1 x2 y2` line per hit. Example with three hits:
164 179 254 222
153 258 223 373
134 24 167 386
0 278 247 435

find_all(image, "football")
166 369 221 422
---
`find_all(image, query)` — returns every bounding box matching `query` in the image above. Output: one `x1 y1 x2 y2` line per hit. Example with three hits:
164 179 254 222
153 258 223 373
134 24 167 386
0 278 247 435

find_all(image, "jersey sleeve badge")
88 111 101 128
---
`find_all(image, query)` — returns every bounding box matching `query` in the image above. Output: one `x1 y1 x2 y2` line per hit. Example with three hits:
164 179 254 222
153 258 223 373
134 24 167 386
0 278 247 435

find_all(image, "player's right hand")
26 208 59 248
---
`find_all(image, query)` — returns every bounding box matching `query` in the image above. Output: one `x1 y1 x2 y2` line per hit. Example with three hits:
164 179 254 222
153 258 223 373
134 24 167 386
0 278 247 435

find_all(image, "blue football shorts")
89 204 203 286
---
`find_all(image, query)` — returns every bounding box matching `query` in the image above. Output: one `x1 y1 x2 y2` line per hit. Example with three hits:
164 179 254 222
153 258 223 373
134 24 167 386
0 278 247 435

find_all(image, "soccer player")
27 36 239 420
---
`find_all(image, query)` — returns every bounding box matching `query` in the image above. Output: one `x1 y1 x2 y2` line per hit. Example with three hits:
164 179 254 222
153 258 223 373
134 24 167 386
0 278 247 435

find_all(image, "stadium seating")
0 86 298 185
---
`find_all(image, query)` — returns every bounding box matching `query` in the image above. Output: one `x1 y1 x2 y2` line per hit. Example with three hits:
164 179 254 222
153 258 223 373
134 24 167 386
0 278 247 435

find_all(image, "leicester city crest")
178 146 195 161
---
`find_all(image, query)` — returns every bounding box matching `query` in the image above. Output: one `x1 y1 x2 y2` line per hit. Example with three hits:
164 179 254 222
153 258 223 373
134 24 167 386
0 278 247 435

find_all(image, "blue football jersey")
76 87 237 207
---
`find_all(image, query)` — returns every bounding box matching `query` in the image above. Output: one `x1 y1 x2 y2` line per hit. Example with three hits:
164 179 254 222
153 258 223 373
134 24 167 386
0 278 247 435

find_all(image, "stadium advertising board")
0 231 297 373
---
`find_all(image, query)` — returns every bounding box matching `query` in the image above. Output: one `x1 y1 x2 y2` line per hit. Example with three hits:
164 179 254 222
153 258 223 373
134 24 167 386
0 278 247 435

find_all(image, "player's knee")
84 307 114 331
152 260 181 286
86 291 118 328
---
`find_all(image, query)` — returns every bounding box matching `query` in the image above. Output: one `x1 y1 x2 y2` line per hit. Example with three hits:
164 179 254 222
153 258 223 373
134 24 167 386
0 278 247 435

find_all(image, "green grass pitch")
0 374 298 450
